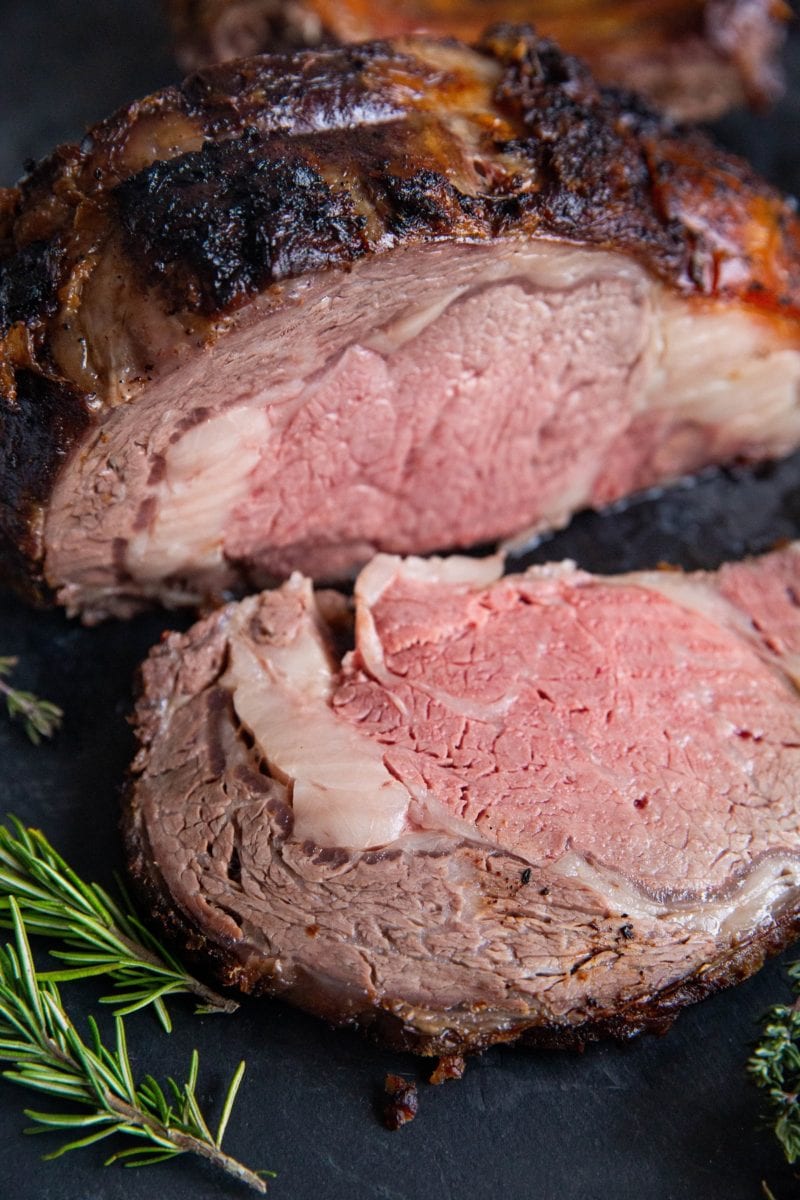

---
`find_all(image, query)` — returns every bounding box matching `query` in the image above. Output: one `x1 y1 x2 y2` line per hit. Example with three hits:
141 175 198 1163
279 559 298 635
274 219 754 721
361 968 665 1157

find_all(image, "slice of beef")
166 0 789 121
3 27 800 621
125 546 800 1055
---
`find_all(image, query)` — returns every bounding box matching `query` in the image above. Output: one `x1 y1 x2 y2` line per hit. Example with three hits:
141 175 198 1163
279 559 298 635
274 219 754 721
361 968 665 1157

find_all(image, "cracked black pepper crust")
2 25 800 600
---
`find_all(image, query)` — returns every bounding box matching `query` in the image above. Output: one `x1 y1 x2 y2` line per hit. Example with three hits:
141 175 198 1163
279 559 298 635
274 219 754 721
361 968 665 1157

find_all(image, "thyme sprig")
0 818 238 1031
0 657 62 744
748 961 800 1163
0 897 270 1192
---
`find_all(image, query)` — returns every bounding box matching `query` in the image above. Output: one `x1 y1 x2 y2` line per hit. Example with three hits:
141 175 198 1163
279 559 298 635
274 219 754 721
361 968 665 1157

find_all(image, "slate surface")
3 4 800 1198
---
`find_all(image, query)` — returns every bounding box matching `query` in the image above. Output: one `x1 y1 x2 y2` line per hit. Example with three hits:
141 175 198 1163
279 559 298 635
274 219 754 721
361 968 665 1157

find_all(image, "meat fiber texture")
167 0 789 123
3 26 800 621
126 547 800 1055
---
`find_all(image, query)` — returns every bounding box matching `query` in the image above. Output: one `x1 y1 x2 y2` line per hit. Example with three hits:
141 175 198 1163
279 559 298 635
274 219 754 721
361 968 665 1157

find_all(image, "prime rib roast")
3 27 800 622
166 0 789 121
127 545 800 1054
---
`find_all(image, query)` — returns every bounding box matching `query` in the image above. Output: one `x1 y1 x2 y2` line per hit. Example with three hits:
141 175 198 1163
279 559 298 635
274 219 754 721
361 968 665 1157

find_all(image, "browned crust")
165 0 789 119
122 774 800 1056
0 370 92 600
3 25 800 601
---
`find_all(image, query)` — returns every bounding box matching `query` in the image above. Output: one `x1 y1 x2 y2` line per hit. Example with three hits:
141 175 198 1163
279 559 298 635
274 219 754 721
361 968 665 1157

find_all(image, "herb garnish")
0 897 270 1191
0 817 238 1031
748 961 800 1164
0 657 62 743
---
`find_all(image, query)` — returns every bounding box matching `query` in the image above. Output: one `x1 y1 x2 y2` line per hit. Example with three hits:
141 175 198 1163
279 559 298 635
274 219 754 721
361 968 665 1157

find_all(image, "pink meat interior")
46 239 800 617
331 552 800 894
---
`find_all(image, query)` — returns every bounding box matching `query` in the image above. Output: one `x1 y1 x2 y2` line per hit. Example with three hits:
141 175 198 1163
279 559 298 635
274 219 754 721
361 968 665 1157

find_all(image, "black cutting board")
3 4 800 1197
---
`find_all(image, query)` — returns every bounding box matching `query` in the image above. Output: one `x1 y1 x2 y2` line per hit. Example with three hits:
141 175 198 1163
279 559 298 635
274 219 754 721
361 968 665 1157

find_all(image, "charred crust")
0 370 90 600
178 41 402 140
7 25 797 323
0 241 65 334
114 133 368 314
375 168 479 238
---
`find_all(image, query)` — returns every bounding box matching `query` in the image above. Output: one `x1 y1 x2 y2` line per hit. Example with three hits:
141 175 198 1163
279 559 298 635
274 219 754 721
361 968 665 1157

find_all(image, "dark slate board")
3 4 800 1197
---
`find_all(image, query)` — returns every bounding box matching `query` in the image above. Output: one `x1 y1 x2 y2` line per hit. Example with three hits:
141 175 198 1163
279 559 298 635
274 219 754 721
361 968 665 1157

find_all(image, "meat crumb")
382 1074 419 1130
429 1054 467 1085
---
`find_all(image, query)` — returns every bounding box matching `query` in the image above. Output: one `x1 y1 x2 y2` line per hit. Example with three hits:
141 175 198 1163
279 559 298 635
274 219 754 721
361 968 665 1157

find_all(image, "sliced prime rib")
166 0 789 121
3 28 800 621
126 546 800 1054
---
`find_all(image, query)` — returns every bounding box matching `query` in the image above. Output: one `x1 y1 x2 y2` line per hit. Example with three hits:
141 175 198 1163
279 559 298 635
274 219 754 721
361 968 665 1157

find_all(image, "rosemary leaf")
0 817 237 1022
115 1018 137 1106
41 1124 125 1159
217 1059 247 1148
0 898 269 1192
108 1145 180 1167
23 1110 118 1129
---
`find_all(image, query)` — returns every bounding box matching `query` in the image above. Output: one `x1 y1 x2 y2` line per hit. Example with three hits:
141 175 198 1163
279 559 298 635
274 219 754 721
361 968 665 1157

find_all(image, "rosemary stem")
158 1127 268 1194
113 1095 268 1194
40 1034 266 1194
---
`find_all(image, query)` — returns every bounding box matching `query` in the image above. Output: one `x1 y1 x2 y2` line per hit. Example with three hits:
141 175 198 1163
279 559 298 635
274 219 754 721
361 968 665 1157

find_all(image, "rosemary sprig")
748 961 800 1163
0 657 62 744
0 897 270 1192
0 817 238 1031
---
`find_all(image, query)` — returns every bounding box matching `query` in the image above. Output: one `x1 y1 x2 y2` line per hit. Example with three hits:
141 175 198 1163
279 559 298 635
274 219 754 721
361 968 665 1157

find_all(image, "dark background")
3 3 800 1197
